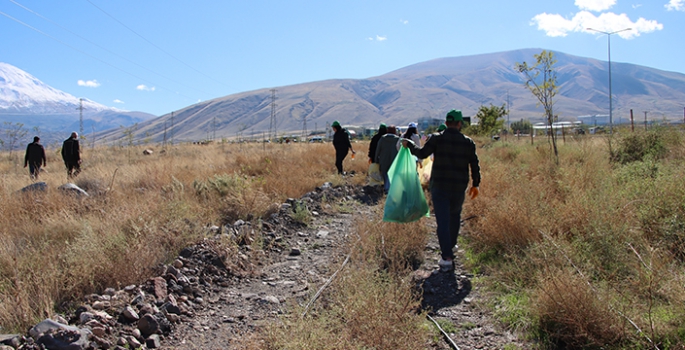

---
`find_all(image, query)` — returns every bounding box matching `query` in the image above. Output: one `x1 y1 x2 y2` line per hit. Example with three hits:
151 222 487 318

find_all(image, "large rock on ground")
29 319 91 350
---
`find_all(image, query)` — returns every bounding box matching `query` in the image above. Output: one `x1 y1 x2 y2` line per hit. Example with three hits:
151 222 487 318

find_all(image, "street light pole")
587 27 631 134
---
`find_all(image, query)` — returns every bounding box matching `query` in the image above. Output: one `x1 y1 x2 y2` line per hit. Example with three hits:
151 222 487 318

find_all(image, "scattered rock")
19 181 47 194
58 183 89 197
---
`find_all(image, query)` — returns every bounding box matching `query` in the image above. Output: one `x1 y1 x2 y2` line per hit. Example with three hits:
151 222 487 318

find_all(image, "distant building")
418 117 443 130
577 115 609 126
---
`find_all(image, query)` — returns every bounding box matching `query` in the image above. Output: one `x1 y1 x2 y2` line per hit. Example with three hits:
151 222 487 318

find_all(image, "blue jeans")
431 187 465 260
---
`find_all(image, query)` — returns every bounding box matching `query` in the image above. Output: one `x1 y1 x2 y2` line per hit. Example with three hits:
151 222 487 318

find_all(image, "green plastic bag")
383 147 430 223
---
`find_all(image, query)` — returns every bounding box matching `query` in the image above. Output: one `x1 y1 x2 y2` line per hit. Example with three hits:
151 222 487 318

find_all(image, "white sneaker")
438 258 454 272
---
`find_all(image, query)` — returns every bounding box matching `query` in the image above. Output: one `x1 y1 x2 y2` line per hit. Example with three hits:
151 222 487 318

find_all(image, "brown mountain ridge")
96 48 685 143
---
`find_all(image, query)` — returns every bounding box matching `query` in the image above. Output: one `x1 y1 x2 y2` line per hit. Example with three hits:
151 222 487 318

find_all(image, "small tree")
3 122 28 161
471 104 506 136
516 50 559 162
511 119 533 135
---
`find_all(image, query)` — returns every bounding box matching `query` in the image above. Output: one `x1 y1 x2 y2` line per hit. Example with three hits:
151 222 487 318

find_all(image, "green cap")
379 122 387 129
446 109 463 122
332 120 341 128
437 124 447 131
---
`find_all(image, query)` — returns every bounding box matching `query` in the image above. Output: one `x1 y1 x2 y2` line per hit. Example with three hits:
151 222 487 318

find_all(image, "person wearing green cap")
402 109 480 272
437 123 447 132
367 123 387 164
331 121 355 174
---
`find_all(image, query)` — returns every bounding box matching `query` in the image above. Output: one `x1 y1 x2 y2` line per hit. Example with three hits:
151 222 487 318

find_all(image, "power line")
0 9 198 103
85 0 230 90
7 0 213 97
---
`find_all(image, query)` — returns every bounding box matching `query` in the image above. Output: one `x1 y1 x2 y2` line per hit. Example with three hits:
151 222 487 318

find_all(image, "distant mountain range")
3 48 685 145
0 62 154 146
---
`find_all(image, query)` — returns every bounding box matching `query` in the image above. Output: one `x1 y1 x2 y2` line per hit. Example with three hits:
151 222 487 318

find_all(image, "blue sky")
1 0 683 116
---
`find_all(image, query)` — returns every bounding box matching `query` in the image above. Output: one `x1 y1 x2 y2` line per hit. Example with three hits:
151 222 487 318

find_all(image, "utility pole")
506 90 510 141
269 89 277 141
171 111 175 145
163 121 168 148
78 98 85 136
302 115 307 142
213 116 217 141
630 109 634 132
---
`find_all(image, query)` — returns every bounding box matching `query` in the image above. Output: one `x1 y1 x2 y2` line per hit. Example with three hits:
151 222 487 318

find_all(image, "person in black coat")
61 132 81 178
367 123 387 164
24 136 46 180
331 120 355 174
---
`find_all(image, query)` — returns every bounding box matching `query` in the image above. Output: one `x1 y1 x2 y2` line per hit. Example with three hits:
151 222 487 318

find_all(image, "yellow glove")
468 187 479 200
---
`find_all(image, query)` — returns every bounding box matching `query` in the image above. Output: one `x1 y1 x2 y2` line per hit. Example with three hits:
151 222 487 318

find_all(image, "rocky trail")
1 181 531 350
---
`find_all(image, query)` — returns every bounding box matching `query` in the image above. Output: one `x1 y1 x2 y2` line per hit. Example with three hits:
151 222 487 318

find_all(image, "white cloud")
77 79 100 88
400 19 409 24
666 0 684 11
136 84 156 91
632 4 642 9
113 99 124 104
532 10 663 38
376 35 387 41
575 0 616 11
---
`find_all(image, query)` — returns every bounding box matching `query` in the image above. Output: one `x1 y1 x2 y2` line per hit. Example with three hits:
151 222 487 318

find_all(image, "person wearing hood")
368 123 387 164
374 125 401 193
402 110 480 272
331 121 355 174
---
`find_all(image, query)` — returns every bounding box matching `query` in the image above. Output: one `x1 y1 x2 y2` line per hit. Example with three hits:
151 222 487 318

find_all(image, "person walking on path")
61 131 82 179
403 110 480 272
24 136 46 180
374 125 400 193
396 122 421 150
367 123 387 164
331 121 355 175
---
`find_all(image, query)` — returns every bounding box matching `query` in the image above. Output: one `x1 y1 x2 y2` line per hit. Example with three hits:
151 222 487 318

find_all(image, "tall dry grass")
244 210 433 350
0 141 367 332
464 128 685 348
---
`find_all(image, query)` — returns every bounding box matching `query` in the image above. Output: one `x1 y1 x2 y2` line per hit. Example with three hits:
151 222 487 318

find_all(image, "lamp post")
587 27 631 134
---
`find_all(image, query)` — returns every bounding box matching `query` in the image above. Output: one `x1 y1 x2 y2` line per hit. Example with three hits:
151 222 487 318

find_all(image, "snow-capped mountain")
0 62 155 142
0 62 114 114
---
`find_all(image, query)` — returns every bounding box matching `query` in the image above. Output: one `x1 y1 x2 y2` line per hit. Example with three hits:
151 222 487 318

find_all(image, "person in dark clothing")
367 123 387 164
374 125 400 193
403 110 480 272
61 132 81 178
24 136 46 180
331 121 355 174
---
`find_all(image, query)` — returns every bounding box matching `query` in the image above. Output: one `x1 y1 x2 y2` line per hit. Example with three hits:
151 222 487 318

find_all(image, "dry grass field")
1 127 685 349
0 141 367 333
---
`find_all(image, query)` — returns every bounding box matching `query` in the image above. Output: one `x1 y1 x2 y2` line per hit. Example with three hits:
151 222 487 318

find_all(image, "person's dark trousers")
28 162 41 179
335 151 347 174
66 161 81 178
430 187 465 260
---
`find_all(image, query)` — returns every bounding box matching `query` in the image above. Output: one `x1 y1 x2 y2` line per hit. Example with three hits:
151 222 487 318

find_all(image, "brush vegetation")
2 127 685 349
467 126 685 349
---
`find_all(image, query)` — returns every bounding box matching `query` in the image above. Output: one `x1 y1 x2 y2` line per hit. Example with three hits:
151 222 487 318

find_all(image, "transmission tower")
269 89 277 140
302 115 307 142
77 98 85 136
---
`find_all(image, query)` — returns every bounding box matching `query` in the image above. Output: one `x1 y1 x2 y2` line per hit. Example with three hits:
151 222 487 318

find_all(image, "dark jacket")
62 137 81 163
374 133 400 174
24 142 46 166
407 128 480 192
333 128 352 155
368 130 386 161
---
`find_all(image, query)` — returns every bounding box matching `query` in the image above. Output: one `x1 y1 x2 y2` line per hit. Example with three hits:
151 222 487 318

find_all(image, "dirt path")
11 182 530 350
159 182 531 350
